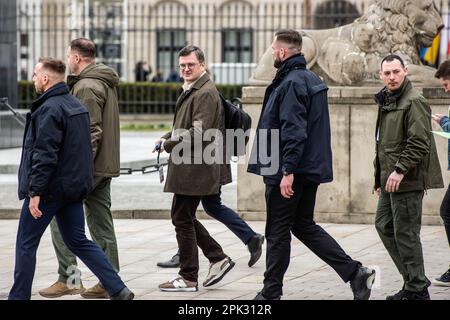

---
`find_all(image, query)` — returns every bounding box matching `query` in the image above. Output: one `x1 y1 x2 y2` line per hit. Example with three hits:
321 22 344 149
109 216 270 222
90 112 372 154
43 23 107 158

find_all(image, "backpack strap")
230 97 242 109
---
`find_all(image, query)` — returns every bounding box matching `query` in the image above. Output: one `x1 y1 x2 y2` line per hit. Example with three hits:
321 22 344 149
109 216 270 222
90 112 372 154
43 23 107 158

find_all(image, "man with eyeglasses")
154 45 236 292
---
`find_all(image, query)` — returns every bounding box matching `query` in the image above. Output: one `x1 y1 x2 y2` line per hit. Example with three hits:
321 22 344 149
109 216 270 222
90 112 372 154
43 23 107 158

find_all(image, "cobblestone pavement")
0 219 448 300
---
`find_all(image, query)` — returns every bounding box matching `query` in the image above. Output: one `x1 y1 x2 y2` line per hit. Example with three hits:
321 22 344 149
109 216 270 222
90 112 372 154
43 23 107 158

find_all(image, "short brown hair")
435 60 450 80
38 57 66 74
178 45 205 63
70 38 96 59
274 29 302 51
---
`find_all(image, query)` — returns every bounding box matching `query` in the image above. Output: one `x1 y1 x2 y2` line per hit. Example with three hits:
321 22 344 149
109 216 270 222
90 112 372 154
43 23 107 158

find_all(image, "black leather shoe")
253 291 280 300
350 266 376 300
110 287 134 300
157 252 180 268
247 234 264 267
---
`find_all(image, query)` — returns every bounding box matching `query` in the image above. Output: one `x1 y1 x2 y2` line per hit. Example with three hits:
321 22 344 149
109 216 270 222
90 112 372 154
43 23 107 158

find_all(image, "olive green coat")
373 78 443 192
67 63 120 177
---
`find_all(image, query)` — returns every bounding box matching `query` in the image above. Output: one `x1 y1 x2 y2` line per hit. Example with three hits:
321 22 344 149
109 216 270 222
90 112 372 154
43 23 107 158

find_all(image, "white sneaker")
203 257 235 287
159 276 198 292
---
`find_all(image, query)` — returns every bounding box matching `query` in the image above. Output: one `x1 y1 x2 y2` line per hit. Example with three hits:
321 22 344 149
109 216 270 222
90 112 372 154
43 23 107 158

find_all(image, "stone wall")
237 86 450 225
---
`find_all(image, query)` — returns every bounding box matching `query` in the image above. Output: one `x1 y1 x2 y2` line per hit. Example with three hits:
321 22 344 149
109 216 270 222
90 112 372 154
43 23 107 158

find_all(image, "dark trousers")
440 183 450 246
202 190 255 244
262 177 360 298
8 199 125 300
171 194 227 282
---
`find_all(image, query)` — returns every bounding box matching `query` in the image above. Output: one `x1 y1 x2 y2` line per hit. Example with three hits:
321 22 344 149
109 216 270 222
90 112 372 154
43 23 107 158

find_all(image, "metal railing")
17 0 369 82
13 0 448 114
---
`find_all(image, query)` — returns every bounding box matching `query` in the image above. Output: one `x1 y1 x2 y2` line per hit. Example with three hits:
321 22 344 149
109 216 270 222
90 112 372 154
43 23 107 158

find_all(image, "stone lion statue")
250 0 444 86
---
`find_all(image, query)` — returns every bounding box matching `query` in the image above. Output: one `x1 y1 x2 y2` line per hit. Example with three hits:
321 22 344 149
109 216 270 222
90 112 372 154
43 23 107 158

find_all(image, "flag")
422 33 441 67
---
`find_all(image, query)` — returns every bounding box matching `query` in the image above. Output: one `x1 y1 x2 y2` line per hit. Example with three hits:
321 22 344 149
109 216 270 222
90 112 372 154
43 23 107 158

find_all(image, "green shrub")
17 81 244 113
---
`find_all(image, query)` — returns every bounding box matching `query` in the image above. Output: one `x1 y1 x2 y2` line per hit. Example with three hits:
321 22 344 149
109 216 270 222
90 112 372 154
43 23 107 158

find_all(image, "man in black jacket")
8 58 133 300
248 30 375 300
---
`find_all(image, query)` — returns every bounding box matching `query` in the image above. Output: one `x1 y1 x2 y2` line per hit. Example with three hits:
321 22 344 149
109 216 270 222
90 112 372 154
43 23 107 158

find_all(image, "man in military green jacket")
374 54 444 300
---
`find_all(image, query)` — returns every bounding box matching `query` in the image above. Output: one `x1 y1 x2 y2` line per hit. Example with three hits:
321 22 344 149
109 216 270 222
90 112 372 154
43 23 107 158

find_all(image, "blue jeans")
201 192 255 244
8 199 125 300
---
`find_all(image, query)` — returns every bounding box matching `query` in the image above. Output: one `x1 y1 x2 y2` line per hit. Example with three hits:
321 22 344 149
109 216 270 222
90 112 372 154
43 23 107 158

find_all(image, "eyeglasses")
178 63 200 70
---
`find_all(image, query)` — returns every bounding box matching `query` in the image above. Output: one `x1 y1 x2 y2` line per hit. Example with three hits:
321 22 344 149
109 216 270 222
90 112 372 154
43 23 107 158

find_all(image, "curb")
0 209 443 225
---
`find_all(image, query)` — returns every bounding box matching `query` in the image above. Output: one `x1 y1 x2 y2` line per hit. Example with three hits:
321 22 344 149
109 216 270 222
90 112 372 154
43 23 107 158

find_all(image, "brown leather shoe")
39 281 85 298
80 283 110 299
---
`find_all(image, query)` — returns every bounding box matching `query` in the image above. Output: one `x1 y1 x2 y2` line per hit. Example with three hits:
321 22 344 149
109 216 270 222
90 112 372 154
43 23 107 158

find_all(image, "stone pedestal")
237 86 450 225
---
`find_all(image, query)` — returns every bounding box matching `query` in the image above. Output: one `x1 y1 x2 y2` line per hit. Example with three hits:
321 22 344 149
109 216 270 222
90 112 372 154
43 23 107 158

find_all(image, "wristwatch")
28 190 40 198
282 168 291 176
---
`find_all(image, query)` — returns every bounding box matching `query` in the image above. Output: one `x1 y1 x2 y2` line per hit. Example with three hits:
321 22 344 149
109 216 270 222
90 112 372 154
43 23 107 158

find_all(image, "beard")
273 55 283 69
273 57 283 69
35 86 44 95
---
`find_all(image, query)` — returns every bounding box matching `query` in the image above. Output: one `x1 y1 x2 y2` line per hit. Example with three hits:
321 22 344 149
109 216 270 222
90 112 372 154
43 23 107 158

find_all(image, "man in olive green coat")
374 54 444 300
39 38 121 299
156 45 235 292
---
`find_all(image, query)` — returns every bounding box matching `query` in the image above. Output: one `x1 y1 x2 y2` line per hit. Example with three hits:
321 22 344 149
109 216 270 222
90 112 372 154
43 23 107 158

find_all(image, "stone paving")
0 219 448 300
1 130 449 300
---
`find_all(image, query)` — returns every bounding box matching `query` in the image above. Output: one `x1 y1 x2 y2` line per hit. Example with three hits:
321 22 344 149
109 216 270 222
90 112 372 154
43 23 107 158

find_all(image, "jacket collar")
31 82 69 112
274 54 307 81
175 73 211 110
66 63 96 88
374 78 412 108
191 72 210 90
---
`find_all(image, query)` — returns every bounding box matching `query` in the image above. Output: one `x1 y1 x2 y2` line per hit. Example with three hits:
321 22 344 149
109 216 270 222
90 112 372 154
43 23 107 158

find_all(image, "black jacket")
18 82 93 202
247 54 333 184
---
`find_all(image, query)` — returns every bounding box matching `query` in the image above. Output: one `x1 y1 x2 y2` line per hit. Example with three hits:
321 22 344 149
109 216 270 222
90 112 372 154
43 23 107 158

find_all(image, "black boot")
407 288 431 300
350 266 376 300
110 287 135 300
157 251 180 268
247 234 264 267
253 291 281 300
386 288 406 300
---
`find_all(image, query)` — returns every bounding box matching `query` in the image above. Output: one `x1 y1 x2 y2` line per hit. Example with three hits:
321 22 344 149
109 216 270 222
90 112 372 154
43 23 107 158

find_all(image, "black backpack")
220 94 252 157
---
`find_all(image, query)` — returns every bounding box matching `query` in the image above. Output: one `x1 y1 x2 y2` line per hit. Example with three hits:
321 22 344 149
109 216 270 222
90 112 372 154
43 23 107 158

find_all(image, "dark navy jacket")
18 82 93 202
247 54 333 184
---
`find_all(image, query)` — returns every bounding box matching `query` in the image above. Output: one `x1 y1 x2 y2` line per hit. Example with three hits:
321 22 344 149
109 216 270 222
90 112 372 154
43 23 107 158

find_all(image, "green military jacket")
374 78 443 192
67 63 120 177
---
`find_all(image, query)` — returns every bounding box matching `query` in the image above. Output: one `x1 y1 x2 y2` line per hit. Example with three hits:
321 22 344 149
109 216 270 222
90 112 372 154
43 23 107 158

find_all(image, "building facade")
16 0 448 83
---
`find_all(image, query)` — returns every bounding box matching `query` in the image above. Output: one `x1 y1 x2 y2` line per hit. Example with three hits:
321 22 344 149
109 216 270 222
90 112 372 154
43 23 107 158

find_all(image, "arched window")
218 0 254 63
314 0 360 29
153 1 188 80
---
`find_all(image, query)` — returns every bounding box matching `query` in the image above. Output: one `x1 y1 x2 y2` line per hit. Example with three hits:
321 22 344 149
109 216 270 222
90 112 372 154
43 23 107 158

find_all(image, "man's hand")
280 174 294 199
432 113 444 125
385 171 404 193
29 196 43 219
375 187 381 197
153 138 166 153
